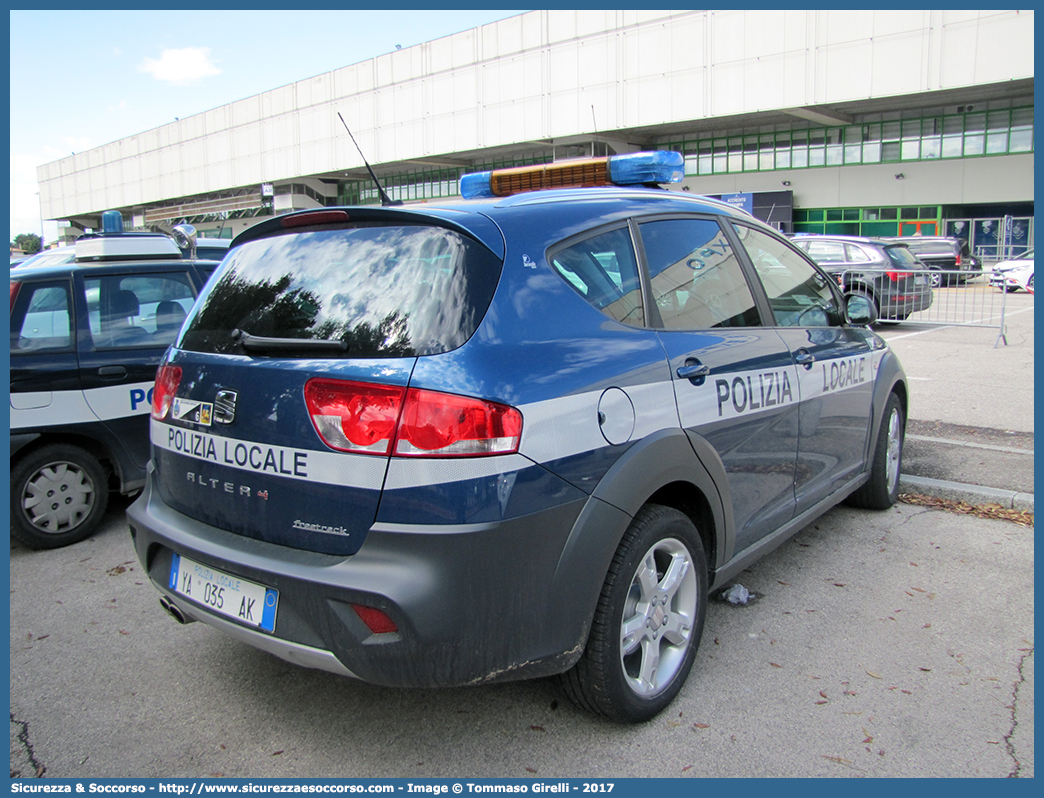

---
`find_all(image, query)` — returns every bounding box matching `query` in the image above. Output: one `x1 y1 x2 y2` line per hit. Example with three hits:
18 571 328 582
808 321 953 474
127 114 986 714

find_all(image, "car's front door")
731 223 876 514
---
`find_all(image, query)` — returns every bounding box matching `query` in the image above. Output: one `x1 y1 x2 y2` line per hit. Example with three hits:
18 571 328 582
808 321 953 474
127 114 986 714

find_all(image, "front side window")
639 218 759 330
733 224 840 328
549 226 644 326
85 272 196 349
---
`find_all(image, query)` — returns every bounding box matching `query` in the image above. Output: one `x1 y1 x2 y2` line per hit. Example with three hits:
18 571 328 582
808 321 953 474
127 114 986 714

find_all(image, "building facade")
37 9 1034 257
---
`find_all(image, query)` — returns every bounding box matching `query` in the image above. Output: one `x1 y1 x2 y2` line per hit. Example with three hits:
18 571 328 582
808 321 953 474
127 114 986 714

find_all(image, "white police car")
129 152 908 722
10 214 219 549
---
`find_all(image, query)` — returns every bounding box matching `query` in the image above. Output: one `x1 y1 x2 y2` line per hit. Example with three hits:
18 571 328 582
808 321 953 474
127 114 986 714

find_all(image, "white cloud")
138 47 220 85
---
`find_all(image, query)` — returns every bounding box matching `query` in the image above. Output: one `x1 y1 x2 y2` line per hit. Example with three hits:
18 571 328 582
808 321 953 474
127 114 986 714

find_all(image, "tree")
12 233 43 255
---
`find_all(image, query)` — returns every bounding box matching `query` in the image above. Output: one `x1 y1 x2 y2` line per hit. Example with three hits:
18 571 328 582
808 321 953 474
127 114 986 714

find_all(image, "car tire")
11 444 110 549
927 269 942 288
846 393 904 511
1027 275 1034 294
559 504 707 723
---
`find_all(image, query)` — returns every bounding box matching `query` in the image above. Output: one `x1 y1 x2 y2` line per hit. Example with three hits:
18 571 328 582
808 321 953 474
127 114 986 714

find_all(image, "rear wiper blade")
231 329 348 353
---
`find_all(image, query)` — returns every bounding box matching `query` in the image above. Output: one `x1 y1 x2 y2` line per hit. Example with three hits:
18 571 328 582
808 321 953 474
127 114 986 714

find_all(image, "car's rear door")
10 276 82 432
75 264 203 473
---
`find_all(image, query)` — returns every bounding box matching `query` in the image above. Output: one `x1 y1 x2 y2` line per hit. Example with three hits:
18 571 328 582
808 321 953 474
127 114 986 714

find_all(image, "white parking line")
905 433 1034 455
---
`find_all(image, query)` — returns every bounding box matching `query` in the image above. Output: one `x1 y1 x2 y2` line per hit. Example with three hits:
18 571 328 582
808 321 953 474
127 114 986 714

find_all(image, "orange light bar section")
488 158 611 197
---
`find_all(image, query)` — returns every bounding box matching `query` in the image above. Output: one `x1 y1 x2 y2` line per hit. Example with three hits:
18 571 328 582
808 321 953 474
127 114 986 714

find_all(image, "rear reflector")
10 281 20 311
304 378 522 458
351 604 398 634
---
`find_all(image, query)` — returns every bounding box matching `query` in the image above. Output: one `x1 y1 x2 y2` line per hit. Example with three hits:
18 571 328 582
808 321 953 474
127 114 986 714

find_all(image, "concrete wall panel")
37 10 1034 222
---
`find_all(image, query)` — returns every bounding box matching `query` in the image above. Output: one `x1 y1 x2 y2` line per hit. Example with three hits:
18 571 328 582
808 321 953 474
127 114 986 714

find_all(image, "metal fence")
842 269 1010 347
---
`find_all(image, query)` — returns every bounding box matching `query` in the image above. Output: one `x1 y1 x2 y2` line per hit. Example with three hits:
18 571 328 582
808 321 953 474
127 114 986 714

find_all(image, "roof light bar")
460 151 684 199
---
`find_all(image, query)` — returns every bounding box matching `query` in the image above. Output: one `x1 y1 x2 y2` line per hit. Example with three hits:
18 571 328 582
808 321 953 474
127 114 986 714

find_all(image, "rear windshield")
180 224 502 358
883 245 921 269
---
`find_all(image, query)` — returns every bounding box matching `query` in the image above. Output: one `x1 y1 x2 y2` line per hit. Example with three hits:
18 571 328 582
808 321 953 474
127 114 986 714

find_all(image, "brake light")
395 388 523 457
304 379 523 458
304 379 406 455
10 281 20 310
280 210 350 229
885 271 910 282
152 365 183 420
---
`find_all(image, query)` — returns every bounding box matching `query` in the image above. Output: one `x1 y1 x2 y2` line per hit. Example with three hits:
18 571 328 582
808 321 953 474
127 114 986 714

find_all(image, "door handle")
794 349 815 370
98 366 127 379
677 360 711 385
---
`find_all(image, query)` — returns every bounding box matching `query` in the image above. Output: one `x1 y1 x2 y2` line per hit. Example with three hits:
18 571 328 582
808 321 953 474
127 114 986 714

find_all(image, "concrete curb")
900 474 1035 513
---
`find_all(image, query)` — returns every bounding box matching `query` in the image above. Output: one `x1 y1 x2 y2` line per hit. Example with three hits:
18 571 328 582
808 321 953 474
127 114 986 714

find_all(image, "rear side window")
549 226 644 326
10 281 73 352
181 224 502 358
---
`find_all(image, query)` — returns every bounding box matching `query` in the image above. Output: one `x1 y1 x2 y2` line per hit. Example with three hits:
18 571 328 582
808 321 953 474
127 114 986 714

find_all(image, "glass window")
86 272 196 349
550 226 644 326
183 225 501 358
1009 128 1033 152
732 224 839 328
802 241 847 263
942 135 964 158
844 244 872 262
639 218 759 330
11 281 73 352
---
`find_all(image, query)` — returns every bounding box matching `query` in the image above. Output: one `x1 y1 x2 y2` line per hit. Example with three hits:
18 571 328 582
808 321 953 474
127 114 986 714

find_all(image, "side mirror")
845 294 877 326
172 224 198 259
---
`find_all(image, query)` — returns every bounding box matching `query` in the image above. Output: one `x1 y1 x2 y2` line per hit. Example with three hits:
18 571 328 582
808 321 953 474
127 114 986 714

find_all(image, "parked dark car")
882 236 981 286
9 216 219 549
128 152 909 723
792 235 934 323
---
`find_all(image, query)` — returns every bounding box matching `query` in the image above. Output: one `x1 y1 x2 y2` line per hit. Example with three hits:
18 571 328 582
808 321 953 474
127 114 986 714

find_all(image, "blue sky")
9 9 527 245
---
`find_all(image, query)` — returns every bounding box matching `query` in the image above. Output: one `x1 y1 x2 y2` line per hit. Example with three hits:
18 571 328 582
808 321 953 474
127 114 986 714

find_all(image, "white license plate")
169 554 277 632
914 275 926 285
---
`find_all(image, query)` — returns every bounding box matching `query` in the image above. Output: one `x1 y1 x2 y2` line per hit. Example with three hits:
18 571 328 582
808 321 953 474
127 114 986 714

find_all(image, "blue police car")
10 215 219 549
128 152 908 722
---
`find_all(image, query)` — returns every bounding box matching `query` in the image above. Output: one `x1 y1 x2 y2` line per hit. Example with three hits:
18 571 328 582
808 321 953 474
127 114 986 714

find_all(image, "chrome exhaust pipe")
160 596 196 624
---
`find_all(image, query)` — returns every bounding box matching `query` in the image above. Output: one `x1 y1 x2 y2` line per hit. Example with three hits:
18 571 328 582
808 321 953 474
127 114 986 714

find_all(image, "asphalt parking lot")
9 283 1034 779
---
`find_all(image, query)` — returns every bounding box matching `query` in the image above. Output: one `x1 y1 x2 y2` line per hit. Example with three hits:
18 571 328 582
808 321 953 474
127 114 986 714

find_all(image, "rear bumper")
128 469 626 687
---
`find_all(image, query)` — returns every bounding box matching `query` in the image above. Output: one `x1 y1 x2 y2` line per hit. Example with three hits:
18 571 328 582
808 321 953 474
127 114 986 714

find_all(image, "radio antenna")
337 113 402 207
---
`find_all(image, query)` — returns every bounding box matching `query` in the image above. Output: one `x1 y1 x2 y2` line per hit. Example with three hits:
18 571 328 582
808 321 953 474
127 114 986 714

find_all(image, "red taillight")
396 388 523 457
152 365 183 420
885 270 910 283
304 379 406 455
303 379 523 458
10 281 20 311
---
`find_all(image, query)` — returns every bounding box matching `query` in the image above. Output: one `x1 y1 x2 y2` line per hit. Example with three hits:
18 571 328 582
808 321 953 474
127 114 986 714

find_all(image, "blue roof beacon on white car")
128 151 909 722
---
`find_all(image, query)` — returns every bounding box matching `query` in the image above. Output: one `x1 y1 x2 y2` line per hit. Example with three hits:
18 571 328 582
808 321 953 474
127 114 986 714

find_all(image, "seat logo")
213 390 238 424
